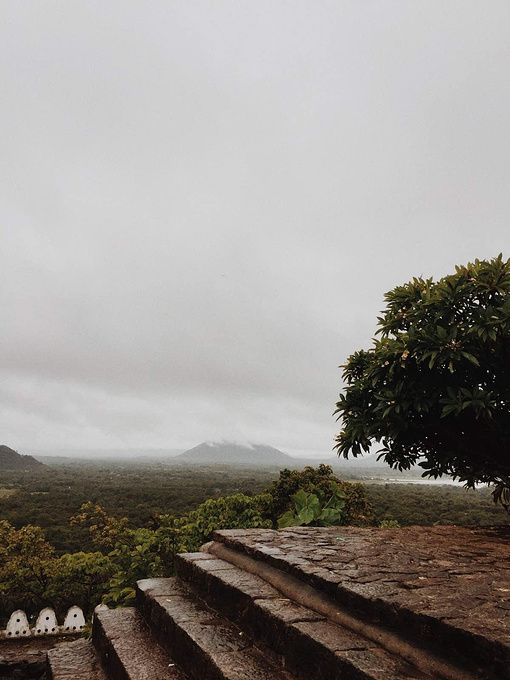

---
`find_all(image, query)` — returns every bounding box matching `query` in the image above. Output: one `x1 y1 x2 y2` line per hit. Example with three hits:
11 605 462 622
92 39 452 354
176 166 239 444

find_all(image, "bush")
265 465 374 525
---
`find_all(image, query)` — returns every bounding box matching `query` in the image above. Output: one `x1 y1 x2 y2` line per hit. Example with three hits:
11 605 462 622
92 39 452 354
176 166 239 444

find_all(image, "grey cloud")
1 2 509 452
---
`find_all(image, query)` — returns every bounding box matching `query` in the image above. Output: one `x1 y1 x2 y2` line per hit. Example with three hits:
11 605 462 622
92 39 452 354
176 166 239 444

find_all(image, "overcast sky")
1 2 509 457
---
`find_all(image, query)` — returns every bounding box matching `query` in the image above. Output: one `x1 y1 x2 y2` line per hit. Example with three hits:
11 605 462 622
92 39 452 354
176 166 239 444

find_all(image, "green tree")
0 521 56 616
74 495 274 608
334 255 510 496
0 522 114 620
103 528 164 608
48 552 115 616
174 493 273 553
70 502 131 548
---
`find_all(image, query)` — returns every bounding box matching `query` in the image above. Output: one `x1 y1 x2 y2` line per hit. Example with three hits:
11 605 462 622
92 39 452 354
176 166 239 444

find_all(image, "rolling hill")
0 445 45 470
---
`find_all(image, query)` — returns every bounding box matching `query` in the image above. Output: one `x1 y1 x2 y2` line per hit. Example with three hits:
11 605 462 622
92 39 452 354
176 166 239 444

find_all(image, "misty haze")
1 6 510 678
1 2 509 460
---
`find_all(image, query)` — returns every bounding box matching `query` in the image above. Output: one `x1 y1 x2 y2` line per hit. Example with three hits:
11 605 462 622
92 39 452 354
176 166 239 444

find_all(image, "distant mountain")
0 445 45 470
176 441 292 465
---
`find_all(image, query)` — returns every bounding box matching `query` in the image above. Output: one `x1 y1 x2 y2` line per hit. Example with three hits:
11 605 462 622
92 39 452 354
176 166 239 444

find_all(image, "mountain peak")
0 445 45 470
176 441 291 465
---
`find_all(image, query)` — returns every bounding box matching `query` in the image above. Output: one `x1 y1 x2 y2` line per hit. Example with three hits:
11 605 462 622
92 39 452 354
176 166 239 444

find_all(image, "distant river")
366 478 468 486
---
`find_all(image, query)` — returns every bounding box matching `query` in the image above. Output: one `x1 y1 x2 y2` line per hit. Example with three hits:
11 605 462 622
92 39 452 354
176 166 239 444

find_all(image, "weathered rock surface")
45 526 509 680
171 553 434 679
212 526 510 678
0 636 79 679
137 574 294 680
46 638 107 679
93 607 185 679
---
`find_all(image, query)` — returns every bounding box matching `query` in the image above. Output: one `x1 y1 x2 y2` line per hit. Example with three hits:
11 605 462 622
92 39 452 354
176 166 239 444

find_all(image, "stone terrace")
47 526 510 680
212 526 510 674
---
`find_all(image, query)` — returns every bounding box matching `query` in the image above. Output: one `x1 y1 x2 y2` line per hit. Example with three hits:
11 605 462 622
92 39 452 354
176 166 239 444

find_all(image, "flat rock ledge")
45 525 509 680
0 636 78 679
212 525 510 675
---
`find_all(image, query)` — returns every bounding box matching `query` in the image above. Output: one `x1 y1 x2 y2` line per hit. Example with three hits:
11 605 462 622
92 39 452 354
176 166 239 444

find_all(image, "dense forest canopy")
0 462 506 552
0 464 367 620
0 461 507 626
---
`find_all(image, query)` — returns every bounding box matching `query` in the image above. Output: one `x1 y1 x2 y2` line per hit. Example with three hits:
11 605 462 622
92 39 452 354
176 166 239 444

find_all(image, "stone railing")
0 606 85 639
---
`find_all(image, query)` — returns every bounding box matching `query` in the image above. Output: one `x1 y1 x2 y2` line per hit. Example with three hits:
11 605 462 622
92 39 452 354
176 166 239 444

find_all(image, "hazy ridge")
0 444 45 470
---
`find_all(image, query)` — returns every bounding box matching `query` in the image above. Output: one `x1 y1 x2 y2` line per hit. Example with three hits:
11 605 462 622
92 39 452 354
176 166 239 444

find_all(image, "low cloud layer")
1 2 509 455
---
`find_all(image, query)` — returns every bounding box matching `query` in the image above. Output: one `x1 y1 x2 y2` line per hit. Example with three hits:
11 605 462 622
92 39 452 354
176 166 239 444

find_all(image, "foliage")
47 552 115 614
70 502 132 548
335 255 510 495
0 521 56 616
278 484 345 528
0 521 115 621
172 493 273 553
1 461 507 622
493 485 510 513
72 493 273 608
378 519 401 528
365 482 509 528
266 465 374 525
102 529 164 607
0 462 281 553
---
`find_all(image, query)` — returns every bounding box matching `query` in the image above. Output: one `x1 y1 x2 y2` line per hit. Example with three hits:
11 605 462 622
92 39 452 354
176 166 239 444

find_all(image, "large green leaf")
291 489 309 512
318 508 343 525
277 511 300 529
296 507 315 525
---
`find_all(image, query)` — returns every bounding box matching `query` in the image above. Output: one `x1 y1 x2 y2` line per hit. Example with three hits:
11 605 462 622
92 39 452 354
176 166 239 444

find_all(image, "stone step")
210 528 509 679
136 576 296 680
171 552 461 680
46 638 108 680
93 607 187 680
